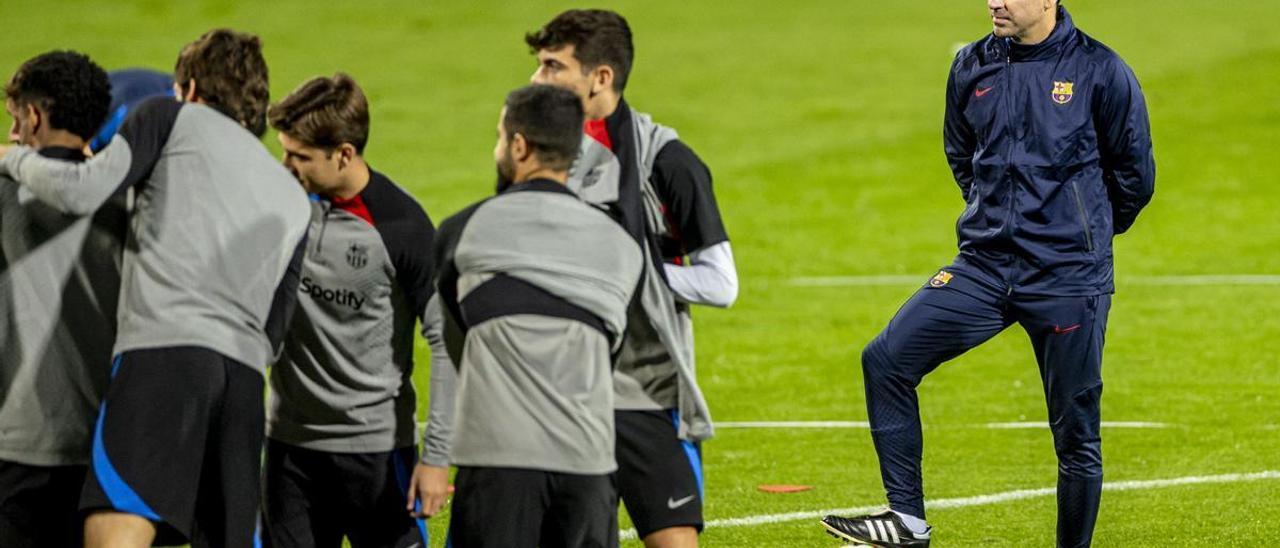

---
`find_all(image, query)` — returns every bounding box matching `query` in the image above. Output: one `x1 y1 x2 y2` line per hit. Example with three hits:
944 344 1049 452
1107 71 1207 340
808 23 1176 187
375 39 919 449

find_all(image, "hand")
406 464 451 518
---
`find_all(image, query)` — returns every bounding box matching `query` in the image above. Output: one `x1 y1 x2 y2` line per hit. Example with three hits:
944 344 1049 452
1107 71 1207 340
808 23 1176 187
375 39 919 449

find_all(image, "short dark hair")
525 9 634 92
175 28 270 137
4 51 111 141
503 84 583 171
268 73 370 154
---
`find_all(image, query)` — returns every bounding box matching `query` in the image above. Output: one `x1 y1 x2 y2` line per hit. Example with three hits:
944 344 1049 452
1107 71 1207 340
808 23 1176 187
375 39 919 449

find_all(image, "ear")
24 103 42 134
511 132 531 163
591 65 615 97
336 143 358 169
181 78 199 103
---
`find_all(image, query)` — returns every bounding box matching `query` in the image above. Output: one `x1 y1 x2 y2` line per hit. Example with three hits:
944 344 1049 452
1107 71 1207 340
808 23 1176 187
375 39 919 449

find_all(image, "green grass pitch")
3 1 1279 545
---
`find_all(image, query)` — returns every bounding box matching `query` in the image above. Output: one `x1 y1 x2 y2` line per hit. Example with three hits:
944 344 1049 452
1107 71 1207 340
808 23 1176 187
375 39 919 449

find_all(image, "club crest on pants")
929 270 953 288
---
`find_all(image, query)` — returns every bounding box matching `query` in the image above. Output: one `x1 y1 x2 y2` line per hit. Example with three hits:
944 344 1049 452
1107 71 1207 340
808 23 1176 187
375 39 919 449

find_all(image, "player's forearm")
265 236 308 360
420 296 457 466
943 60 977 198
1102 134 1155 234
950 169 974 197
1107 167 1155 234
663 241 739 308
1 141 132 215
421 356 457 466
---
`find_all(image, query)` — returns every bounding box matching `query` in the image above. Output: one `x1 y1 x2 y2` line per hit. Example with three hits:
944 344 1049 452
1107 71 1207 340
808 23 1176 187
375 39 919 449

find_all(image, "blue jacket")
945 6 1154 296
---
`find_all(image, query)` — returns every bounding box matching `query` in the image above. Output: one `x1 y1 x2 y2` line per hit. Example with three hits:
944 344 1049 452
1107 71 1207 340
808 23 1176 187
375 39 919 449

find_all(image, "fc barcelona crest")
929 270 954 288
1051 81 1074 105
346 242 368 269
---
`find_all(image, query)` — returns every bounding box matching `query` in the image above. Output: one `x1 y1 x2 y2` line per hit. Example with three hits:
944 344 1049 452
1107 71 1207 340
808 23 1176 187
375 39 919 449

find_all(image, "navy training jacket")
945 5 1155 297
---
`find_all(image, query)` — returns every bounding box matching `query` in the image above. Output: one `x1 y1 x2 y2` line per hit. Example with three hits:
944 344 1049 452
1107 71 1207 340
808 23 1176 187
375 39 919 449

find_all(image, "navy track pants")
862 263 1109 548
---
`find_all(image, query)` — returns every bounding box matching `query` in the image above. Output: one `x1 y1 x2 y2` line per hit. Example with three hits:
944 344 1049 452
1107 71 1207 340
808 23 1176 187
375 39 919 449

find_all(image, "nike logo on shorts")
667 494 697 509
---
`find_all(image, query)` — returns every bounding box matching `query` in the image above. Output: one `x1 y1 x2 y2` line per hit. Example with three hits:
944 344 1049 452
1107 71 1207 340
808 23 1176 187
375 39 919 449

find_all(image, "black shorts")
0 460 86 547
262 439 427 548
449 467 617 548
80 346 265 547
614 409 704 539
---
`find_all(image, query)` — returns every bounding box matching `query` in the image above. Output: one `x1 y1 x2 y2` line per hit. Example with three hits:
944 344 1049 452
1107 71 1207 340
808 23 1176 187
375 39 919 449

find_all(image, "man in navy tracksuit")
89 68 174 153
823 2 1154 547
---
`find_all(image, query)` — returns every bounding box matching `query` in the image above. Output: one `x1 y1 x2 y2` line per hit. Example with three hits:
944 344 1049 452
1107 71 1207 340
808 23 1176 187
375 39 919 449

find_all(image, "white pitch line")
985 421 1170 430
618 470 1280 539
789 274 1280 287
1127 275 1280 286
717 421 871 429
418 420 1169 432
790 275 921 287
714 421 1171 429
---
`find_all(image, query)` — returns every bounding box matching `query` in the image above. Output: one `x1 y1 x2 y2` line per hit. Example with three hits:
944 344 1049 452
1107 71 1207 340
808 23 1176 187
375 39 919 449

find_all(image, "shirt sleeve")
1095 56 1156 235
650 140 729 254
0 96 180 215
943 51 977 198
430 202 483 367
661 240 739 308
420 294 457 466
265 234 308 361
364 180 437 323
392 214 435 322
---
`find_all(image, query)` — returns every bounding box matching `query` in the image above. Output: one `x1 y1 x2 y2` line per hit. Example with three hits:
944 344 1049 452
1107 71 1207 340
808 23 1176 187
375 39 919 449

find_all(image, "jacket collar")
319 166 383 205
605 97 630 141
503 178 575 197
997 5 1076 62
37 146 87 162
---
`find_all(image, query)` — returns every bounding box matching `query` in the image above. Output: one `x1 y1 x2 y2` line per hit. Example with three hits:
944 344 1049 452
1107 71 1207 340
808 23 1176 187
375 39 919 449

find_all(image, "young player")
530 10 737 546
263 73 435 548
0 50 121 548
0 29 311 548
433 84 643 547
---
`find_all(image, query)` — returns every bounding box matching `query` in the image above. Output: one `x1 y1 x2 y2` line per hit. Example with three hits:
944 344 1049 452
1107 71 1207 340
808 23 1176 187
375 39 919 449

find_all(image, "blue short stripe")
392 449 430 546
670 410 705 499
91 355 162 521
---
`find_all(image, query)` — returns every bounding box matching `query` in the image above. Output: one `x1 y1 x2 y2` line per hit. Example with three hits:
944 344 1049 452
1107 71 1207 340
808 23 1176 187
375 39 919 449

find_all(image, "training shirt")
268 169 435 453
569 101 730 443
422 102 732 458
433 179 642 474
0 97 311 373
0 147 126 466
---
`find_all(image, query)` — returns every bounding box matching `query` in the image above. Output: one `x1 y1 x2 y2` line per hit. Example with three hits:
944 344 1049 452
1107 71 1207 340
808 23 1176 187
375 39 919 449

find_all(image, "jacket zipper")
1069 180 1094 252
1001 43 1019 293
313 201 332 257
1001 46 1017 246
